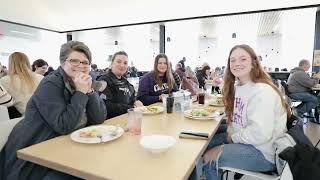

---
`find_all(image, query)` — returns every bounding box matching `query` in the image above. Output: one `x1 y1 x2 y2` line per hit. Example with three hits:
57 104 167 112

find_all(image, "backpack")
278 115 320 180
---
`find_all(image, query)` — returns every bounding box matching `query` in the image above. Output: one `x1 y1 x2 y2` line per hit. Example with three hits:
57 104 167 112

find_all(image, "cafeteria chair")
0 105 10 121
220 162 292 180
0 117 23 150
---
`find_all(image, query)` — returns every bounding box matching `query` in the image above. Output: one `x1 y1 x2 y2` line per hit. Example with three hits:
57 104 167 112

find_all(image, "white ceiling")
0 0 319 32
0 8 316 42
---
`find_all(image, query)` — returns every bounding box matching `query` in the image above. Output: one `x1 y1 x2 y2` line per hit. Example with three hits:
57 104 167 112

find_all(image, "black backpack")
279 114 320 180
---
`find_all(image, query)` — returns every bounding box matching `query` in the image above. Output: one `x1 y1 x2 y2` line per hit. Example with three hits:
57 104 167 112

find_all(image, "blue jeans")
203 125 275 180
290 92 317 116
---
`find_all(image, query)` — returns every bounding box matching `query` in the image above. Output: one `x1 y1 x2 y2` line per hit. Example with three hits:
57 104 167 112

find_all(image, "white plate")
184 109 219 120
140 134 176 153
70 125 124 144
135 106 165 115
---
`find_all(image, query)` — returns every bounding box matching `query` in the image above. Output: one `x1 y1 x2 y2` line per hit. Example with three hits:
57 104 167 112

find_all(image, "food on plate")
135 105 162 114
204 107 217 113
145 106 158 113
209 94 223 105
79 129 101 138
191 109 208 117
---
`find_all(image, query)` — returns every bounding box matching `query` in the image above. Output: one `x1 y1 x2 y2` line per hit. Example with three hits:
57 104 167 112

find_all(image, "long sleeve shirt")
231 81 287 163
137 72 178 106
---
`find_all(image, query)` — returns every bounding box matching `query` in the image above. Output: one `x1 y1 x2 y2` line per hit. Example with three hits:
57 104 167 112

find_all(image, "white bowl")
140 135 176 153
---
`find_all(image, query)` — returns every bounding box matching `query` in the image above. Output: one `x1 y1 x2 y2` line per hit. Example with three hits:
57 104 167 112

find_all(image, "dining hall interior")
1 0 320 180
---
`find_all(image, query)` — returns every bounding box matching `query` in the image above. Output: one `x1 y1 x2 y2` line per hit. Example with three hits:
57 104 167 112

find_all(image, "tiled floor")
222 120 320 180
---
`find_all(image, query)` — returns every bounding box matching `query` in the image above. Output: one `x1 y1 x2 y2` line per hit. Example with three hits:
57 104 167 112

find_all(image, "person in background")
185 66 199 86
176 63 196 95
171 62 181 88
32 59 48 76
202 44 288 180
130 66 138 77
137 54 178 106
44 66 54 76
196 65 210 90
178 57 186 72
202 62 209 69
0 41 106 180
211 67 223 93
0 62 8 78
0 52 43 116
220 66 225 78
89 64 99 80
98 51 143 119
287 59 320 118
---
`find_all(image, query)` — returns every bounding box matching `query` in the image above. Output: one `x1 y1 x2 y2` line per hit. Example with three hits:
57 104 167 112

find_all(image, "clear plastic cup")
127 108 142 135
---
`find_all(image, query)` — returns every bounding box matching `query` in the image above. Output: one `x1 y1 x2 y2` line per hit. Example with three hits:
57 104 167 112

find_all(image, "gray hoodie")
287 67 318 93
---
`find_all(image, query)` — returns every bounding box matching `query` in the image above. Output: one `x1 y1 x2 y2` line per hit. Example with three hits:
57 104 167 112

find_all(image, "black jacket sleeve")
86 92 107 125
33 80 89 135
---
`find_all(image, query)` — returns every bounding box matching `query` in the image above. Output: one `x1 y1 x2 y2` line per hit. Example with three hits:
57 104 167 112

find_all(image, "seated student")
137 54 178 106
32 59 48 76
202 44 289 180
196 65 211 90
287 59 320 118
0 52 43 116
170 62 181 88
185 66 199 86
0 41 106 180
98 51 143 119
175 63 197 95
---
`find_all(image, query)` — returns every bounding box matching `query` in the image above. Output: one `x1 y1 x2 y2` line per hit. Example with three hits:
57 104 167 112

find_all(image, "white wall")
280 9 316 71
166 20 200 68
0 31 65 69
256 34 282 70
73 25 159 71
166 9 316 71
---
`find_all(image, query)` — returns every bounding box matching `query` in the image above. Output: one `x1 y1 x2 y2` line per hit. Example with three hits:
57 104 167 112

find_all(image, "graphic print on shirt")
119 87 131 96
232 97 245 126
154 83 169 93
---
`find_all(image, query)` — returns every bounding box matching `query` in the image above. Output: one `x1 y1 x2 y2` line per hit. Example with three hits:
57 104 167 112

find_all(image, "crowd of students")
0 40 307 180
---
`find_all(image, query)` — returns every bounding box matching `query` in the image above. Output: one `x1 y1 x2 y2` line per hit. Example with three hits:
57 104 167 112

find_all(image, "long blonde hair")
8 52 36 92
222 44 290 122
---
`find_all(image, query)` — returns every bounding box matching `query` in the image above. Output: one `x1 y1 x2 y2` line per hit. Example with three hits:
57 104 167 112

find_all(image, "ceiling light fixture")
11 30 34 36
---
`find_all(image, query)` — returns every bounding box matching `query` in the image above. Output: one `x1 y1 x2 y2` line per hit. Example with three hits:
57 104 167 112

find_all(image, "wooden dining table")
17 104 223 180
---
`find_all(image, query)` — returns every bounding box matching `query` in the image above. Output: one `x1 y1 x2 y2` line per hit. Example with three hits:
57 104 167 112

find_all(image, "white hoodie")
231 81 287 163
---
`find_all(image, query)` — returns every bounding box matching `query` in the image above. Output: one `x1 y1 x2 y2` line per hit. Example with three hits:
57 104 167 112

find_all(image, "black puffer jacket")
98 71 136 119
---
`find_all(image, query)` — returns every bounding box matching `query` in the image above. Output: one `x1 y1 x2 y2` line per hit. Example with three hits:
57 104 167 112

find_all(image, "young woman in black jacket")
98 51 143 119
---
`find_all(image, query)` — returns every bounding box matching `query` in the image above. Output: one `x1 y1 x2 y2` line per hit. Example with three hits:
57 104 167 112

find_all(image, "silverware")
180 132 209 138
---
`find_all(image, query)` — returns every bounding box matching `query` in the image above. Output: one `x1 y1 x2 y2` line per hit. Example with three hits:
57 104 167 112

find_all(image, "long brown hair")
222 44 290 122
8 52 36 93
153 54 174 90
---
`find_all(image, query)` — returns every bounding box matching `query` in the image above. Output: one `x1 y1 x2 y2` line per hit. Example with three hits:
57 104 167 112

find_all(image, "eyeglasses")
67 59 90 66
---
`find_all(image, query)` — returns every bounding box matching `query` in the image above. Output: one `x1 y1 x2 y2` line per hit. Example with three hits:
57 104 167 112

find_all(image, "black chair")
280 81 302 107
